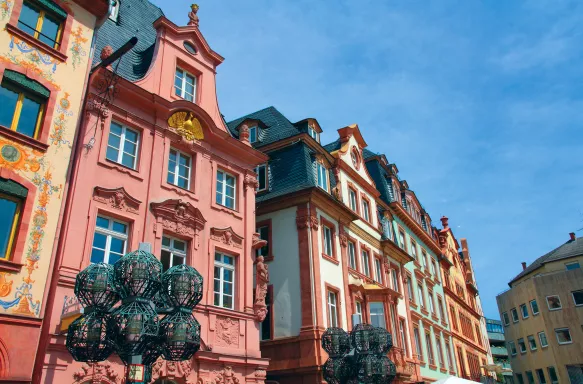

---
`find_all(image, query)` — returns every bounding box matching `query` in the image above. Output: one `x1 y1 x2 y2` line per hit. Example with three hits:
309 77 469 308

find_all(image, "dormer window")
109 0 120 22
249 126 258 144
308 126 319 142
316 162 329 192
174 68 196 102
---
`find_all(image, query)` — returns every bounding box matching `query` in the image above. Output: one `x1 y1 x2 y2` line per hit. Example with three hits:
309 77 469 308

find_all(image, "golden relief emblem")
167 111 204 141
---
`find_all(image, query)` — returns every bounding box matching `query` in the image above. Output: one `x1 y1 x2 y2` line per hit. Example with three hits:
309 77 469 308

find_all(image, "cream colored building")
497 233 583 384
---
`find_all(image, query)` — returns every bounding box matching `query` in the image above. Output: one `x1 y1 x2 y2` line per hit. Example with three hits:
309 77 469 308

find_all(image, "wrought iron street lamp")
66 247 203 383
321 324 397 384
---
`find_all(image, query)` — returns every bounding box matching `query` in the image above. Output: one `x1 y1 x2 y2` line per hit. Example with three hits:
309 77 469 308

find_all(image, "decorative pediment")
210 227 243 249
93 186 141 214
151 359 196 383
150 199 206 238
73 362 122 384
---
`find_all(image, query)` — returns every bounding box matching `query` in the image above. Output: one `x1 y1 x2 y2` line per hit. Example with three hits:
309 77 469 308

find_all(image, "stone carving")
168 111 204 141
188 3 199 27
338 227 348 248
254 256 270 322
213 366 240 384
239 123 249 143
93 186 141 214
72 362 121 384
151 359 195 383
151 199 206 243
215 316 239 347
295 214 319 230
100 45 113 61
254 368 267 378
244 174 259 190
86 95 110 119
251 232 267 250
210 227 243 249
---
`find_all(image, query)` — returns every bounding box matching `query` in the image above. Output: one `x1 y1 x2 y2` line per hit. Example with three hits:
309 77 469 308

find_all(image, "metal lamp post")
321 324 397 384
66 247 203 383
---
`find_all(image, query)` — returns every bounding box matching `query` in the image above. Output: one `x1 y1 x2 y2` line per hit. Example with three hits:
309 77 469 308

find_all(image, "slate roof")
509 236 583 285
365 160 394 204
93 0 164 82
322 139 341 153
226 106 301 148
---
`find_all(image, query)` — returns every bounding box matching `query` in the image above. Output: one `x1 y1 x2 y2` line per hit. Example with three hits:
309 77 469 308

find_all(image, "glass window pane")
122 153 136 168
214 292 221 306
107 133 121 150
161 250 171 271
106 146 119 162
162 236 170 247
17 96 42 138
124 141 137 155
214 253 222 262
224 255 234 265
214 265 220 278
92 232 107 250
179 154 190 166
223 295 233 309
109 237 125 254
108 252 122 264
17 2 39 36
110 122 123 136
213 278 220 293
173 239 186 251
223 281 232 295
223 269 233 282
125 128 138 144
112 221 127 234
178 177 188 189
225 197 234 209
167 171 175 185
39 14 60 47
178 164 189 178
0 197 18 257
96 216 109 228
90 248 105 263
0 83 19 128
172 254 183 267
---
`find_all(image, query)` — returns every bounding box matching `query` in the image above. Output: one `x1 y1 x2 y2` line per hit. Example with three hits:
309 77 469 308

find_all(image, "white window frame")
369 302 386 328
174 67 196 102
435 335 444 367
391 269 399 292
214 252 235 310
216 169 236 209
538 331 548 348
362 199 370 221
255 164 267 192
348 241 356 269
349 189 357 211
527 335 537 351
249 126 258 144
520 303 529 319
428 290 435 314
572 289 583 306
308 127 319 142
511 308 519 322
316 163 329 192
354 301 362 325
565 261 580 270
502 312 510 326
530 299 539 315
374 258 382 283
546 295 562 311
91 216 128 264
361 249 370 276
406 277 413 301
106 122 139 169
161 235 187 271
167 148 192 189
509 341 517 355
518 338 527 353
555 328 572 345
548 367 558 384
109 0 119 21
417 282 425 308
399 319 408 355
399 231 406 250
327 291 338 327
323 225 333 256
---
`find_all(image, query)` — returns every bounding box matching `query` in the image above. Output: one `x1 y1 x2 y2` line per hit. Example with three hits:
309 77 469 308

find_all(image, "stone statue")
188 4 199 27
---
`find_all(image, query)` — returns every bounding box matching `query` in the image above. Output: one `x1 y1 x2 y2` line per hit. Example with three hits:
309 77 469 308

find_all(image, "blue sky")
153 0 583 318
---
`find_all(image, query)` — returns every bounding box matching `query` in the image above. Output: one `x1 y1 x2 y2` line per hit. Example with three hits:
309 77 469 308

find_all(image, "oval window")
183 42 197 55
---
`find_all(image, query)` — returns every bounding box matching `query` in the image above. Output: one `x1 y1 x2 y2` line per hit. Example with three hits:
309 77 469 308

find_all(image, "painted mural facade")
0 0 108 381
36 3 270 384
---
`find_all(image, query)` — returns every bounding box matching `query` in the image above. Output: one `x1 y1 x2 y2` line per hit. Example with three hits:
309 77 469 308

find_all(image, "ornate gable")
150 199 206 246
93 186 141 214
210 227 243 249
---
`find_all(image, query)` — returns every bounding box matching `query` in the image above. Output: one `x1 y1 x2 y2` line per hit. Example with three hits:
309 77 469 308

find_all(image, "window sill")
211 202 242 220
431 314 439 321
0 125 48 152
161 182 199 202
429 364 438 370
441 321 448 327
6 23 67 63
0 258 23 273
419 362 426 367
440 368 448 373
322 254 339 265
409 301 418 309
449 370 456 375
98 158 144 181
420 308 429 316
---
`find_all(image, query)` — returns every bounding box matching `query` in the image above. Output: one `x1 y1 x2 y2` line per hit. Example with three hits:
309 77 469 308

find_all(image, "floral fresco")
69 26 88 70
0 0 12 20
9 35 59 73
50 93 74 148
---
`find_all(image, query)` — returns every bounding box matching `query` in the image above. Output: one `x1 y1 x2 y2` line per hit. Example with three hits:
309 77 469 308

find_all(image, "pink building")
36 2 270 383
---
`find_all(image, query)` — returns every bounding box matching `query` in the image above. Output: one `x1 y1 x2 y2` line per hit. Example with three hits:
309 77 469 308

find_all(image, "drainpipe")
30 10 136 384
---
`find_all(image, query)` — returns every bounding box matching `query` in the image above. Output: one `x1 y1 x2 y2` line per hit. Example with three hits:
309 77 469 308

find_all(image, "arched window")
109 0 120 22
0 70 49 139
0 177 27 261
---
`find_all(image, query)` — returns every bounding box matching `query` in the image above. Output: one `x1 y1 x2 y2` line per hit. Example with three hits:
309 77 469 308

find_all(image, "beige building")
497 233 583 384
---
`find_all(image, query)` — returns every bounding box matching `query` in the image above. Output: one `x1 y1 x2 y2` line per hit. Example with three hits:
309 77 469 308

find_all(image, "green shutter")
0 178 28 199
35 0 67 20
2 70 50 98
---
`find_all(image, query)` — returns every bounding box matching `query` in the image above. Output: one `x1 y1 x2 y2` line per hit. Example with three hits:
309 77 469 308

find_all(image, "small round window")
183 42 197 55
351 147 361 169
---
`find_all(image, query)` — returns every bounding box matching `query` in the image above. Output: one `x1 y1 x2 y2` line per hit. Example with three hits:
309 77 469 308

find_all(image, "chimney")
570 232 576 241
440 216 449 229
521 262 527 270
